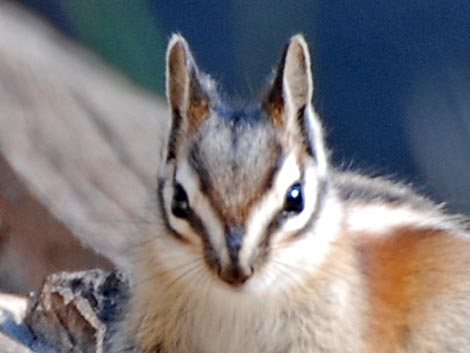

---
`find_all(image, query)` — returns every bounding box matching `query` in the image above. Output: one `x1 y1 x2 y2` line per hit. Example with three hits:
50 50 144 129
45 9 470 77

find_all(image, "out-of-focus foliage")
60 1 165 94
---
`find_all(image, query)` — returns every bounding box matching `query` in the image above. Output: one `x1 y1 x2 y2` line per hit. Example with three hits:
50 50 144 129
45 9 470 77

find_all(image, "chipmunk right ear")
264 35 328 171
263 35 314 128
165 34 212 161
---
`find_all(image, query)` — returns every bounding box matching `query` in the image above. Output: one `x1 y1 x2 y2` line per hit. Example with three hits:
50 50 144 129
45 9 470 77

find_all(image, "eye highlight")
171 183 190 218
284 182 304 214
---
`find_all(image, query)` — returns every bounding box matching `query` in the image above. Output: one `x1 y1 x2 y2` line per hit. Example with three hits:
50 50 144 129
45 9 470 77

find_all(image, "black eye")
171 183 190 218
284 183 304 214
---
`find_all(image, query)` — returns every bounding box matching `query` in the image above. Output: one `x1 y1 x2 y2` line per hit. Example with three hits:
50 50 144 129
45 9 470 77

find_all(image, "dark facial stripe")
288 177 329 240
157 177 182 240
188 141 284 226
260 175 329 250
185 204 221 272
158 175 209 244
259 170 306 248
187 149 245 264
187 144 282 269
157 177 221 271
261 145 284 194
187 143 212 204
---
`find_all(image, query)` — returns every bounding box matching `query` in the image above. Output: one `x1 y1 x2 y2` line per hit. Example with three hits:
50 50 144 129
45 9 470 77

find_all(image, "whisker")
271 257 344 286
270 261 304 288
158 258 207 292
132 258 204 288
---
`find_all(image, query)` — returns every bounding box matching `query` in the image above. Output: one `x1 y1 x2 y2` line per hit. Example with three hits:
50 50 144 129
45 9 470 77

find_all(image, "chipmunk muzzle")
219 225 253 286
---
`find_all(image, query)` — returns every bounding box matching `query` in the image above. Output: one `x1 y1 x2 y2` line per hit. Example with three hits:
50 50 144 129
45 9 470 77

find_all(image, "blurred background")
1 1 470 293
17 0 470 210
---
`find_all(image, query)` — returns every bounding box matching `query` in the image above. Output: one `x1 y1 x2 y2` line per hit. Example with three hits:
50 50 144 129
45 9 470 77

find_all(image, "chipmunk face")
157 34 334 293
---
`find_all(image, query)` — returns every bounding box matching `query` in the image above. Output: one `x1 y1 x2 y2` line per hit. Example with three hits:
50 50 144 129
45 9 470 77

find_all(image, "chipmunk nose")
225 225 243 261
220 226 253 287
219 265 252 287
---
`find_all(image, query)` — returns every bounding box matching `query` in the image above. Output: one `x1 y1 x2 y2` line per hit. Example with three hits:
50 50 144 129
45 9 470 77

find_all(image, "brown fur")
355 225 470 353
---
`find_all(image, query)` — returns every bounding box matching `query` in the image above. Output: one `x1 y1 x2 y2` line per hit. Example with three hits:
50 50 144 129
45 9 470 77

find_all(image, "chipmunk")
109 34 470 353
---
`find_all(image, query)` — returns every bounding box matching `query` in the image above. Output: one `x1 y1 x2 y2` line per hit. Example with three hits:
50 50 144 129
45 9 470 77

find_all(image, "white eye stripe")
280 166 319 233
167 159 230 265
240 154 318 264
161 178 199 243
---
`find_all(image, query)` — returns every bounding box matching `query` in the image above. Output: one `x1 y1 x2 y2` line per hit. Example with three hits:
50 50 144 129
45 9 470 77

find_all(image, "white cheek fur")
240 153 301 265
244 155 321 245
162 177 199 245
166 159 230 266
345 203 450 236
280 165 318 233
236 150 343 294
247 192 342 293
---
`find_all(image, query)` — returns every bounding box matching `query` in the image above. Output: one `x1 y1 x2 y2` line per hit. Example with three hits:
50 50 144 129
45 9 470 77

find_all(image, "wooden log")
0 270 129 353
26 270 129 353
0 293 35 353
0 331 35 353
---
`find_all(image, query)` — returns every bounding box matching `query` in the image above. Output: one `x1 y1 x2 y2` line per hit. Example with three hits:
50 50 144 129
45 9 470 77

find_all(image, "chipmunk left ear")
264 34 327 169
165 34 214 161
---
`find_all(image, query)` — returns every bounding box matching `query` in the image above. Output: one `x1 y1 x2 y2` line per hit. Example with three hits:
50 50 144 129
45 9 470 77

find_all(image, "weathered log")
26 270 129 353
0 270 129 353
0 331 35 353
0 292 42 353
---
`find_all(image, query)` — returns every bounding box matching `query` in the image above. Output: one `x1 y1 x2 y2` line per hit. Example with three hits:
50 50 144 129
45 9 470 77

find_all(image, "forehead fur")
187 106 281 225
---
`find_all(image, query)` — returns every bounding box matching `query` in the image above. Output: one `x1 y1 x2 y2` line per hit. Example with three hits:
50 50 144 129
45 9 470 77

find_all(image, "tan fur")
356 225 470 353
109 34 470 353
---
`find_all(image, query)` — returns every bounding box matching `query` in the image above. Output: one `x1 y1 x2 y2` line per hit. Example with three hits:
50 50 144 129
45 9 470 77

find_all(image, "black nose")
220 265 252 287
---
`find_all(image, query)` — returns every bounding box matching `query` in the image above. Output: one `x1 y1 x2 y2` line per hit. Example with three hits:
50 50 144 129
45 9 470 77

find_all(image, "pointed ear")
166 34 212 161
263 34 327 169
264 34 313 128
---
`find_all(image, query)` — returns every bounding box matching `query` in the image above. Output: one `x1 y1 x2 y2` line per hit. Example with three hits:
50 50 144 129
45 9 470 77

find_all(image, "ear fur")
165 34 213 161
264 34 328 171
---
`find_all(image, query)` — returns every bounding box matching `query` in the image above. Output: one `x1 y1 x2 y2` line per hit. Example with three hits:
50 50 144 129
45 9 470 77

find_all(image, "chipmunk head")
157 34 335 293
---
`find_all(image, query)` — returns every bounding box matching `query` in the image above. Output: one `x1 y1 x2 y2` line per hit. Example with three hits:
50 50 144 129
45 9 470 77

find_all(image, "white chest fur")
139 270 364 353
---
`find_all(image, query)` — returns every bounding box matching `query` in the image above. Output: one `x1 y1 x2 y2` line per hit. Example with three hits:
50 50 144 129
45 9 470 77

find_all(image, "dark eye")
171 183 190 218
284 183 304 214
